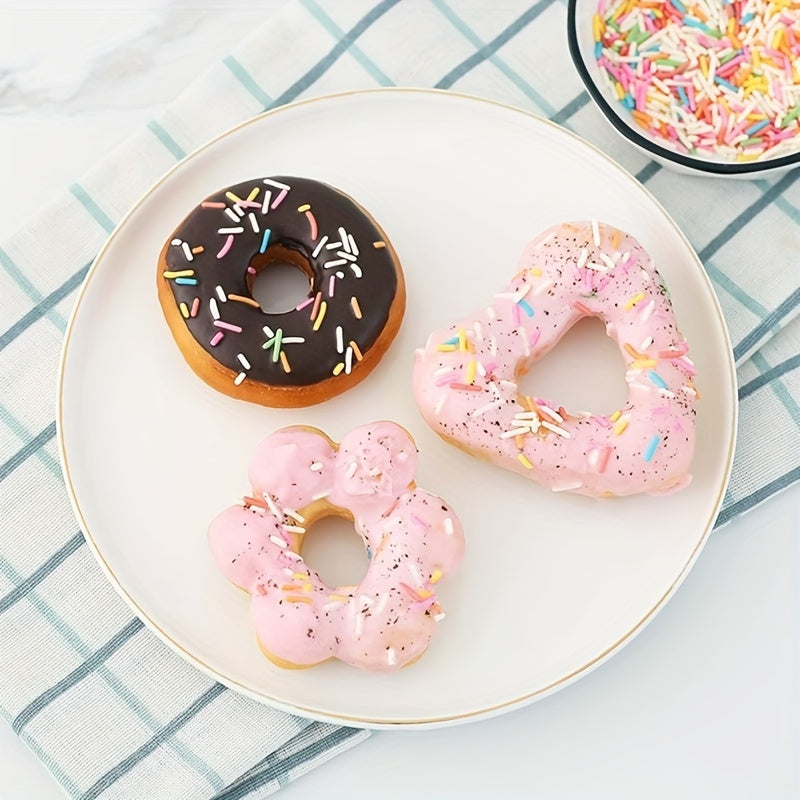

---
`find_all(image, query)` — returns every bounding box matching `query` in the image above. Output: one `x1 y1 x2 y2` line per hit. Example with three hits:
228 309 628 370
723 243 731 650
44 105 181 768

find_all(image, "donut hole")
300 510 369 589
517 316 628 416
247 244 313 313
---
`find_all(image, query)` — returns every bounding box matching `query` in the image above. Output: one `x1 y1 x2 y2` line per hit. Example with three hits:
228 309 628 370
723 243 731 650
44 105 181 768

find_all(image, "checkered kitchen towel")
2 1 799 798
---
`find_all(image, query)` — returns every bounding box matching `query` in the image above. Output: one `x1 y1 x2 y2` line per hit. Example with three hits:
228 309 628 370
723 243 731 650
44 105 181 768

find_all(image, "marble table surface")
1 4 798 799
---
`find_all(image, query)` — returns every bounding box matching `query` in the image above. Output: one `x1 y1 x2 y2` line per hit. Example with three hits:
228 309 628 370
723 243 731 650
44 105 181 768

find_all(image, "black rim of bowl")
566 0 800 176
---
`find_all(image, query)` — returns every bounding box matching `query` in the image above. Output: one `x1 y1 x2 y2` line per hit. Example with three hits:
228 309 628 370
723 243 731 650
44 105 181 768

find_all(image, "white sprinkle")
284 508 305 523
269 535 288 548
489 336 498 356
310 462 323 472
473 320 484 341
434 612 446 622
434 393 447 416
514 411 539 419
261 190 272 214
263 178 290 190
486 306 496 319
348 234 359 256
350 263 362 278
472 399 504 417
487 380 501 397
282 550 302 561
237 353 251 370
500 427 530 439
443 517 454 536
171 238 182 246
262 492 281 518
325 241 342 250
210 298 221 320
433 365 452 377
282 524 306 534
552 480 583 493
500 379 517 389
585 261 608 272
282 336 305 344
640 336 653 350
640 300 656 322
537 231 556 247
681 385 697 397
532 279 552 296
345 346 353 375
346 461 358 479
386 647 396 666
541 420 571 438
339 227 350 252
513 283 532 303
621 251 631 264
248 212 259 233
537 404 564 423
587 448 600 469
217 226 243 234
311 490 330 501
215 286 227 303
311 235 328 258
336 325 344 353
599 252 616 270
324 258 347 269
181 242 193 262
234 205 245 218
224 208 239 222
359 594 374 608
476 362 487 377
407 562 423 586
591 219 600 246
659 389 677 399
577 248 589 269
336 270 344 279
233 371 246 386
354 610 364 637
336 250 357 262
324 600 344 610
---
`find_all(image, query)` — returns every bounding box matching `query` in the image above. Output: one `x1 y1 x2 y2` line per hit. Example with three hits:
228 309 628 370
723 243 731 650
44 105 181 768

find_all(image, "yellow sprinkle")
303 583 312 592
609 409 622 423
529 268 542 277
611 229 621 250
179 302 189 319
286 595 313 604
332 362 345 376
417 588 433 599
752 48 761 70
280 351 291 373
350 296 362 319
281 584 300 591
312 300 327 331
458 328 467 352
162 270 194 279
699 54 709 78
437 344 457 352
515 434 525 449
465 360 477 384
518 453 534 469
429 568 443 584
373 241 386 248
297 203 311 212
225 191 243 203
614 81 625 100
614 418 629 436
624 292 645 309
592 12 604 40
293 572 307 580
227 293 260 308
349 340 363 361
246 186 260 201
191 246 204 254
629 358 658 370
328 594 348 603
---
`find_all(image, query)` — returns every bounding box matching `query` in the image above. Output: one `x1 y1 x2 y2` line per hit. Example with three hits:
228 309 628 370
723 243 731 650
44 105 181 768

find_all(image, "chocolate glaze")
161 176 400 387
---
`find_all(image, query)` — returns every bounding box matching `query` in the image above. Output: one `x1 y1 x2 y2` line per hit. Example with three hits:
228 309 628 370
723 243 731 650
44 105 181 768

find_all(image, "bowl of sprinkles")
567 0 800 175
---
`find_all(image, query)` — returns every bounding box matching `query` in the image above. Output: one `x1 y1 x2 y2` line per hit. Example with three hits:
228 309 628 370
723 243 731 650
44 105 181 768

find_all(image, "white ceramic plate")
58 89 736 729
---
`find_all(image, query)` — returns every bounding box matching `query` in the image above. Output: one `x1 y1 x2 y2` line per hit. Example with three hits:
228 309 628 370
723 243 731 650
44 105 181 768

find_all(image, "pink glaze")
412 221 697 498
208 422 465 672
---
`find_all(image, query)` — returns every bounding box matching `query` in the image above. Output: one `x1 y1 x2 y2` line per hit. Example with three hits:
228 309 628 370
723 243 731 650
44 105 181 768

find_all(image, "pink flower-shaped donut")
412 221 698 498
208 421 465 672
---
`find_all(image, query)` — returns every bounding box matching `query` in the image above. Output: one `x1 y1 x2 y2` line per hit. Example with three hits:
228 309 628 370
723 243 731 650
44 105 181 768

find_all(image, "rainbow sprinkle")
594 0 800 161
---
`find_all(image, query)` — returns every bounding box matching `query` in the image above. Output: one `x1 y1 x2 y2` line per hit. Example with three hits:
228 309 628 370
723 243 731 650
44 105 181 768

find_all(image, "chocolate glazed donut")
157 176 405 407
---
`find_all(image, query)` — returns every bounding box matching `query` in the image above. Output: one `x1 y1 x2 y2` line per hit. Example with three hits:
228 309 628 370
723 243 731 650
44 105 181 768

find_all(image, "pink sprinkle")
435 374 457 387
247 266 257 275
310 291 322 321
651 406 670 415
411 595 437 612
295 295 314 312
271 188 288 209
214 320 242 333
592 415 611 428
201 201 226 208
190 297 200 318
216 234 234 259
305 210 318 240
483 362 497 373
210 331 224 346
572 300 592 315
512 303 521 326
328 274 335 296
410 514 430 529
529 329 541 348
256 584 267 596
